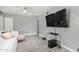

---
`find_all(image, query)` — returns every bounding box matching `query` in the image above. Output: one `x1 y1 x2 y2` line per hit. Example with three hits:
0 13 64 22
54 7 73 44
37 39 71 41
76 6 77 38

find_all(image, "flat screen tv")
46 8 68 27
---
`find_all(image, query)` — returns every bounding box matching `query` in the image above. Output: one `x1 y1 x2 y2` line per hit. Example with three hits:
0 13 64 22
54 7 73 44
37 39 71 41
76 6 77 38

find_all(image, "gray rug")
17 35 69 52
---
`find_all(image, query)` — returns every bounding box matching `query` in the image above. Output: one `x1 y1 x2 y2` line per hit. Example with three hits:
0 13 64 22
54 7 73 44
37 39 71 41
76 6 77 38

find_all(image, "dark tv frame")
46 8 69 28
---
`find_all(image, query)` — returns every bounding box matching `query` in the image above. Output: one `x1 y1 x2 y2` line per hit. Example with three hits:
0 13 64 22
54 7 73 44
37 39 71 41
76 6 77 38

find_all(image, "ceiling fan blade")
16 6 37 15
16 6 26 10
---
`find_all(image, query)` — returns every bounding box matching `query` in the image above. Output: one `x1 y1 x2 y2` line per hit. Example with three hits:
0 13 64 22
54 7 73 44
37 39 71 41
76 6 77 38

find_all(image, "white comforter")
0 31 18 52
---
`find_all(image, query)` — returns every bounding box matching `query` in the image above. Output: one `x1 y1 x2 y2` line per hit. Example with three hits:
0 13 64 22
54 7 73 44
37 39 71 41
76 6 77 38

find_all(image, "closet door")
4 17 13 31
0 15 3 30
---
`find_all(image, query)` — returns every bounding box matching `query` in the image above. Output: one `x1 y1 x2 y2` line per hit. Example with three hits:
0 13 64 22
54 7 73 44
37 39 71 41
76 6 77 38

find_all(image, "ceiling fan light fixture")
17 6 37 16
23 10 28 13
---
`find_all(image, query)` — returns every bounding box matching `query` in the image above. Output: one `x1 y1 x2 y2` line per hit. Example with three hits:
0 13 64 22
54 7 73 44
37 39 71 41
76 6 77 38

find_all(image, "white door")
0 15 3 31
4 17 13 31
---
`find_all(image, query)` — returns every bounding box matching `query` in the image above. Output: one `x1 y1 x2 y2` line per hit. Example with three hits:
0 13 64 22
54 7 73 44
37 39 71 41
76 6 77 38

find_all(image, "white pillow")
1 31 14 39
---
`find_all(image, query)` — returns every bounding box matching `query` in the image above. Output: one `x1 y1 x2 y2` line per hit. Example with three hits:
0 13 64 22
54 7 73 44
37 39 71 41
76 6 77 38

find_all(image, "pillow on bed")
1 31 14 39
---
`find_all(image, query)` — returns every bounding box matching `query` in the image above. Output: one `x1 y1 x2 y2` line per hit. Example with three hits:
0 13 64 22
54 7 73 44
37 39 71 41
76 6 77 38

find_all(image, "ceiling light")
17 6 37 16
23 10 28 13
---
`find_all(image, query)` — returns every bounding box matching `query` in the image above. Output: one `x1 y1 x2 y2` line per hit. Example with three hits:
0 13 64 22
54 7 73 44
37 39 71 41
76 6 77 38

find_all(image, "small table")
47 32 61 48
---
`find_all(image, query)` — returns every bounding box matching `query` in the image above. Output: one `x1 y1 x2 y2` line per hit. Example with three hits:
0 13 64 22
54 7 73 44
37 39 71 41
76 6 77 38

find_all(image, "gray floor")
17 35 69 52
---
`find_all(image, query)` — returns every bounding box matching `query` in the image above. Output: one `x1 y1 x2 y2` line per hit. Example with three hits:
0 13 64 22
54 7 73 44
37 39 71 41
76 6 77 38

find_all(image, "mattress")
0 31 18 52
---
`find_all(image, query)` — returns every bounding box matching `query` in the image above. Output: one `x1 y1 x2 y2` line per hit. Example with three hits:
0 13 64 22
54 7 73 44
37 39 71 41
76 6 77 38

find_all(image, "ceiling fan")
16 6 36 16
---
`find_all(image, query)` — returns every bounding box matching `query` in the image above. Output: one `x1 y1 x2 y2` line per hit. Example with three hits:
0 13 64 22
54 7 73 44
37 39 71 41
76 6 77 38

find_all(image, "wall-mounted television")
46 8 68 27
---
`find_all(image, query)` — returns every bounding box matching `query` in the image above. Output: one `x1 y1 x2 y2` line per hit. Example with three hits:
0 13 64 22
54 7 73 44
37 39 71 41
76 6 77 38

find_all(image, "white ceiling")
0 6 53 16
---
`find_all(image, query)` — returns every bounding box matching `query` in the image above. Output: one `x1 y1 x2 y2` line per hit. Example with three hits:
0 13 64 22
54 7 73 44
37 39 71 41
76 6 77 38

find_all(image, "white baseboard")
39 34 46 37
61 44 76 52
24 33 37 35
39 34 43 37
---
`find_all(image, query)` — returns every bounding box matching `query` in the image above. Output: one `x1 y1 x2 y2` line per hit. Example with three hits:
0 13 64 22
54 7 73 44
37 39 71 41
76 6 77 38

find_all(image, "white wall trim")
39 34 43 37
24 33 37 35
39 34 46 37
61 44 76 52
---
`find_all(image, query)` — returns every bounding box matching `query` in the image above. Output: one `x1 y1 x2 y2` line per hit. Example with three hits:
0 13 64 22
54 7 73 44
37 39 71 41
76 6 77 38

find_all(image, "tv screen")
46 8 68 27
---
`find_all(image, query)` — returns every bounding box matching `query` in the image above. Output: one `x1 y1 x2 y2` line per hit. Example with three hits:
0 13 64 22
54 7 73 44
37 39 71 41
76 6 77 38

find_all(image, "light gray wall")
4 14 38 34
38 6 79 51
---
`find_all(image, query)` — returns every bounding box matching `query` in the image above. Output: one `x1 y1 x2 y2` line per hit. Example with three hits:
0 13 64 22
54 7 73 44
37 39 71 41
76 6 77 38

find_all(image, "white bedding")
0 31 18 52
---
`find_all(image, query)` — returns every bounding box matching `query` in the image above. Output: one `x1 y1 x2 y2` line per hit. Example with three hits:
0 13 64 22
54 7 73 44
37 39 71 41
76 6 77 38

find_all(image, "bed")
0 31 18 52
